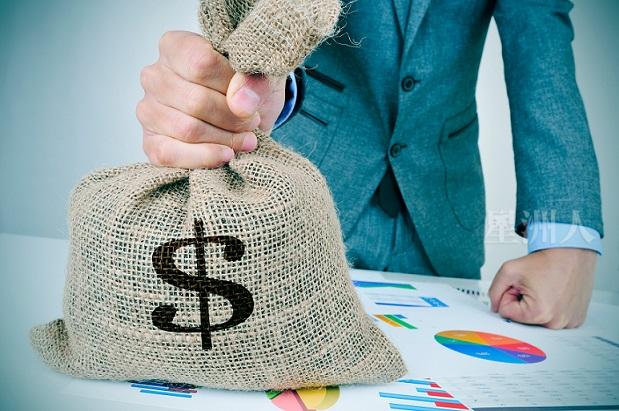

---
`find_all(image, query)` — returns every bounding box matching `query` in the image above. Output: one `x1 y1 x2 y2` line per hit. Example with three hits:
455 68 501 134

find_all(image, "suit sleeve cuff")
527 222 603 255
273 72 298 129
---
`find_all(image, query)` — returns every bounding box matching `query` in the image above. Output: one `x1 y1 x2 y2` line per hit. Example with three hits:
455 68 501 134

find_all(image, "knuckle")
498 261 516 277
188 48 218 80
566 317 584 329
185 86 210 116
159 31 176 53
142 134 157 162
139 65 154 89
546 317 566 330
497 262 508 275
152 141 175 167
229 133 245 150
203 145 229 168
135 99 149 123
230 117 256 132
173 116 201 143
497 306 513 320
532 305 553 324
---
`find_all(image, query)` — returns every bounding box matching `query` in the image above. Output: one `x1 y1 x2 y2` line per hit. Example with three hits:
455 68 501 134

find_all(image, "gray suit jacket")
273 0 603 278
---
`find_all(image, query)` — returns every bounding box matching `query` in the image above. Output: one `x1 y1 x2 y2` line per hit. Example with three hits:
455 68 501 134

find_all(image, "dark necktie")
375 165 405 218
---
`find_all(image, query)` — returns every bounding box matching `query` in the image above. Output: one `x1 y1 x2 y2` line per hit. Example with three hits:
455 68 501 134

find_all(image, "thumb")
227 72 271 119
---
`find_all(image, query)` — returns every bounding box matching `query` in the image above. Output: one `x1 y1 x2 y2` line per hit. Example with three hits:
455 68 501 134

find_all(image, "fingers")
491 257 557 326
158 31 234 93
491 250 596 330
490 259 542 324
488 262 518 313
138 31 287 169
543 315 570 330
495 288 528 322
490 265 540 325
137 95 256 150
136 96 258 167
565 310 588 329
143 131 234 169
140 63 260 132
495 287 553 326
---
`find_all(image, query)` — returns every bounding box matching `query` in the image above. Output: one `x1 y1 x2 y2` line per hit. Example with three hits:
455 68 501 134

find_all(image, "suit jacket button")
390 143 406 158
401 76 416 92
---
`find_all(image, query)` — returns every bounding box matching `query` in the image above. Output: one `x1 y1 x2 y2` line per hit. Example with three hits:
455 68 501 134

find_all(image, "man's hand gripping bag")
30 0 407 390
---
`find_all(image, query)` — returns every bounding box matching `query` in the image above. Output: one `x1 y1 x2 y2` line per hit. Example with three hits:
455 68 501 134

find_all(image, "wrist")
526 221 603 255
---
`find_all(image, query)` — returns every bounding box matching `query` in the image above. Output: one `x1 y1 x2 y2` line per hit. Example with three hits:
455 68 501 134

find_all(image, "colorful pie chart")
435 330 546 364
266 386 340 411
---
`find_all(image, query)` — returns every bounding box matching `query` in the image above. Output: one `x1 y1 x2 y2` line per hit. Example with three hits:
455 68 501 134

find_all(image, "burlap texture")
30 0 406 390
199 0 341 76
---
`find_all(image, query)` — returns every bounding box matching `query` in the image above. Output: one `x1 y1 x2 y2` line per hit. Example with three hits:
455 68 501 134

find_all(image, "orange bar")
374 314 401 327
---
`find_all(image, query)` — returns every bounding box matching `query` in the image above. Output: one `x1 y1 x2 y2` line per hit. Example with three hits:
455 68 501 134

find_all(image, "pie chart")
435 330 546 364
266 386 340 411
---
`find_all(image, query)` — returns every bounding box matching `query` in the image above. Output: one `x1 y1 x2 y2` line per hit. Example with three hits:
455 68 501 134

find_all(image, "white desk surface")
1 233 618 411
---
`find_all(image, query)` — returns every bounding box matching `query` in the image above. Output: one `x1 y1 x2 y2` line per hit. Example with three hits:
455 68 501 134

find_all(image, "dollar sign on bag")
150 219 254 350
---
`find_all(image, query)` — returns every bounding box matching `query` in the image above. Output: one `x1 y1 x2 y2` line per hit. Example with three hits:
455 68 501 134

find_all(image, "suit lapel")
403 0 432 55
391 0 411 37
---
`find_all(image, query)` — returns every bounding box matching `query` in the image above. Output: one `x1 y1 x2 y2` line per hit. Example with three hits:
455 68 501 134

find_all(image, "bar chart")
378 379 470 411
128 379 198 398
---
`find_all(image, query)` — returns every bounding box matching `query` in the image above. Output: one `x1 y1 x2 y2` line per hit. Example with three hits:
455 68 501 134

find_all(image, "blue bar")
139 389 192 398
131 383 173 391
376 302 426 308
398 379 435 385
129 380 170 387
353 280 415 289
389 403 462 411
379 392 460 404
416 387 447 393
420 297 448 307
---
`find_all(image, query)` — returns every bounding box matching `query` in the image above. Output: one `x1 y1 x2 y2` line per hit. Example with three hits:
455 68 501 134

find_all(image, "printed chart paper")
62 270 619 410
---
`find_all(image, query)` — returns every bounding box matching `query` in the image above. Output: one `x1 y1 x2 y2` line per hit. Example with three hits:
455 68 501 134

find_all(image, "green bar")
385 315 416 329
265 390 282 400
391 283 416 290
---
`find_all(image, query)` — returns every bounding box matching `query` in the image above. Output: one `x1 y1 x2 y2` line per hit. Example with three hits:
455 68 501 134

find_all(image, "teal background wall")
0 0 617 291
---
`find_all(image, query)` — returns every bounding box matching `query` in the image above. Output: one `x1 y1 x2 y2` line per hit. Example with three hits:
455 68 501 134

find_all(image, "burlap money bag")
30 0 407 390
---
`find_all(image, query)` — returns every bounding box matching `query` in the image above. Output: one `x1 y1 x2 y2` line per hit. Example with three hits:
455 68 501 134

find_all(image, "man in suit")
136 0 603 329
